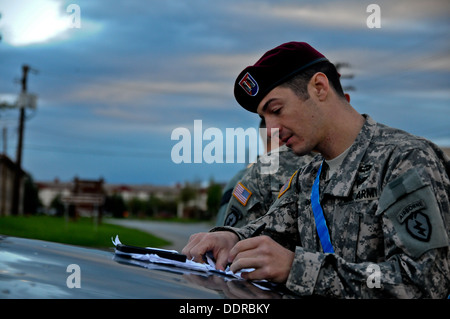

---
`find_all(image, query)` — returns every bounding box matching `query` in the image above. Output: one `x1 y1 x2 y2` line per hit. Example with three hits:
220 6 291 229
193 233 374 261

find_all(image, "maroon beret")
234 42 328 113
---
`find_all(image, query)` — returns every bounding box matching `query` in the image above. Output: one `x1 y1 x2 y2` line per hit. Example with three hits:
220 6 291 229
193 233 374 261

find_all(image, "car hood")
0 235 292 299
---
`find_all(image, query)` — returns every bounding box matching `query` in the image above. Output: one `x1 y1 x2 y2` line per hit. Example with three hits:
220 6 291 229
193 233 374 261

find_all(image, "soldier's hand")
228 236 295 283
182 231 239 271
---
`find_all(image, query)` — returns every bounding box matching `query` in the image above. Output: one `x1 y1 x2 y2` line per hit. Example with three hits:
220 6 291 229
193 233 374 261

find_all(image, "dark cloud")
0 0 448 184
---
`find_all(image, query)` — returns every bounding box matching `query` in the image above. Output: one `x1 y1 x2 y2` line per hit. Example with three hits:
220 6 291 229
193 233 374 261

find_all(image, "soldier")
220 116 314 227
222 143 314 227
215 118 274 226
182 42 450 298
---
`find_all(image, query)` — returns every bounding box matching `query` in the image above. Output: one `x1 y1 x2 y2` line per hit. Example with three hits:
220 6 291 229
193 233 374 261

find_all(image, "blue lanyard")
310 162 335 254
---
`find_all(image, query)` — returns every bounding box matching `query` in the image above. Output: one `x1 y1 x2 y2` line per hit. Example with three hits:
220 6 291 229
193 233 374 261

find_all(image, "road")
106 219 214 251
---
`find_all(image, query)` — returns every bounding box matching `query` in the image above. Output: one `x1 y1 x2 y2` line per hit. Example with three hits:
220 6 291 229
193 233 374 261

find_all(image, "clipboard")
115 243 187 262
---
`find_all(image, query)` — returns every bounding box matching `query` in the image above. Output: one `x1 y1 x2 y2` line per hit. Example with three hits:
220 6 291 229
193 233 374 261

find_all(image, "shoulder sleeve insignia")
232 182 252 206
278 170 298 199
380 169 448 258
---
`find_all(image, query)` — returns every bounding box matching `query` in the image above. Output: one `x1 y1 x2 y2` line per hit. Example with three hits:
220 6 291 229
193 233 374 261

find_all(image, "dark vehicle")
0 235 293 299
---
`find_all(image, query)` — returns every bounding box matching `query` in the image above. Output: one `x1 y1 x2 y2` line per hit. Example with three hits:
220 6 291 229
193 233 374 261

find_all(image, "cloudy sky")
0 0 449 186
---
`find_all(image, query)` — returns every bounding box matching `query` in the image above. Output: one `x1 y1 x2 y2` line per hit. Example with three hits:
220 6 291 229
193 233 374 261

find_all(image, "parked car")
0 235 294 299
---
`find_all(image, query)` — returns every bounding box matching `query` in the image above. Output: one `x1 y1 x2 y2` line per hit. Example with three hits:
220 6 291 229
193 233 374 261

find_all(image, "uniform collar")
321 114 377 197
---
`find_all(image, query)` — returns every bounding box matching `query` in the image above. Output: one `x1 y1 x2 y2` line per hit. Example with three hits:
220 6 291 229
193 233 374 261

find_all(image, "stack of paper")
111 235 254 280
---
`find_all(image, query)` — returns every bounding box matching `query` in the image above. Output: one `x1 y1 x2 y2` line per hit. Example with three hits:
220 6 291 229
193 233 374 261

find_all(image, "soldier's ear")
309 72 329 102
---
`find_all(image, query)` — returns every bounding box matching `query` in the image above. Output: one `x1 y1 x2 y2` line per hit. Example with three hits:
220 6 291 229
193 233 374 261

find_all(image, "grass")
0 215 171 249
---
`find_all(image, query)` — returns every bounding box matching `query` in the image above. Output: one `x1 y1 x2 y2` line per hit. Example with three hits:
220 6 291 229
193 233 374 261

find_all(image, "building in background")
35 146 450 220
61 178 105 223
36 178 213 219
0 154 25 216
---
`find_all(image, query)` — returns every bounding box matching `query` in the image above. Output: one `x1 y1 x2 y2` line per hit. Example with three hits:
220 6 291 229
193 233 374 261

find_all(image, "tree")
148 194 177 218
23 175 41 214
206 179 222 218
179 181 202 219
104 194 127 218
179 182 197 204
50 194 65 216
127 197 146 218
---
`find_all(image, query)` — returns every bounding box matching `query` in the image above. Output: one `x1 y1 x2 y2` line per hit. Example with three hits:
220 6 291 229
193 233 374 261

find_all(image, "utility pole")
11 65 31 215
1 127 6 216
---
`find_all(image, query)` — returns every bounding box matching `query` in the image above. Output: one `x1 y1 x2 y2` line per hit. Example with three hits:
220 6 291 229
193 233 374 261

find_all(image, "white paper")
111 235 255 280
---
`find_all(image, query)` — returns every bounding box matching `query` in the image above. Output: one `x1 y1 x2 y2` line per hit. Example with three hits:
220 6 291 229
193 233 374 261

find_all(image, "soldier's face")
257 86 325 156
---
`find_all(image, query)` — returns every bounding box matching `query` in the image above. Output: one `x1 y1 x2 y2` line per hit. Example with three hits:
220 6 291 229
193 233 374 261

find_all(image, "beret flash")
234 42 329 113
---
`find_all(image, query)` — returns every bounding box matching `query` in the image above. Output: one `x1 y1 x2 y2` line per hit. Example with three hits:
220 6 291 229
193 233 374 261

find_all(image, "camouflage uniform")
215 167 249 226
214 115 450 298
221 145 314 227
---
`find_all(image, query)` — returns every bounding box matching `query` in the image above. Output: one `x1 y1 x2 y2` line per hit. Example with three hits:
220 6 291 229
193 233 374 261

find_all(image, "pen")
250 223 266 238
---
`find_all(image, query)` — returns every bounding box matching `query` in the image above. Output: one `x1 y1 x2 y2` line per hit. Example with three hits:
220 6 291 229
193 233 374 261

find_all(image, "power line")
21 143 169 158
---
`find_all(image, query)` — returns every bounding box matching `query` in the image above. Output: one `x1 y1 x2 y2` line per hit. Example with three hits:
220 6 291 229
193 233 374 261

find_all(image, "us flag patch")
233 182 252 206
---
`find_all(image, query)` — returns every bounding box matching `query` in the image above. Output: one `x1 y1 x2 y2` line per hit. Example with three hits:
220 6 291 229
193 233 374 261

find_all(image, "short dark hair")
280 61 345 100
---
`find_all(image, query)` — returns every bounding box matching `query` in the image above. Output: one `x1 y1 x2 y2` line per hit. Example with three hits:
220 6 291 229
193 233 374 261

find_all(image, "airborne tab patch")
397 199 426 224
233 182 252 206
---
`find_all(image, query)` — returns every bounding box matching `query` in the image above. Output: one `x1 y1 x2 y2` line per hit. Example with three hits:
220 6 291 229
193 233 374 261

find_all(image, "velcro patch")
278 170 298 199
232 182 252 206
224 206 243 227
